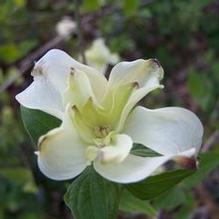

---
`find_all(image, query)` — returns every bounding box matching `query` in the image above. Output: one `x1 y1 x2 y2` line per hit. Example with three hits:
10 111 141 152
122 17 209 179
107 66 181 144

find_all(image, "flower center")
84 133 133 166
66 74 138 165
69 81 138 152
94 126 111 138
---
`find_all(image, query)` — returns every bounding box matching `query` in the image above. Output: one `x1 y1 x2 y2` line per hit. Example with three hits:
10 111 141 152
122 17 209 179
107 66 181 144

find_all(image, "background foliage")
0 0 219 218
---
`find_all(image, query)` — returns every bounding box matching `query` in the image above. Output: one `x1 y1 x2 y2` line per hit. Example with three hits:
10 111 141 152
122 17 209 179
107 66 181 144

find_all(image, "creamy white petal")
34 49 107 95
63 68 97 108
16 49 108 119
100 134 133 164
108 59 164 131
37 108 87 180
124 106 203 156
116 84 163 131
16 76 63 119
94 154 172 183
94 146 197 184
108 59 163 88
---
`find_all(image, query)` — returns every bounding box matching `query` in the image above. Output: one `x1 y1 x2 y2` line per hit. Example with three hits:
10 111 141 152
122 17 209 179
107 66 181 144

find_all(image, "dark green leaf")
20 106 61 144
131 143 162 157
174 195 195 219
64 167 120 219
153 187 186 210
151 151 219 212
125 169 195 200
119 189 157 216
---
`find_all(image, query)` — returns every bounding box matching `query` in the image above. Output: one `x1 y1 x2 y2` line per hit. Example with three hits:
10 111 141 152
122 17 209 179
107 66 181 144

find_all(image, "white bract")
16 49 203 183
84 38 120 74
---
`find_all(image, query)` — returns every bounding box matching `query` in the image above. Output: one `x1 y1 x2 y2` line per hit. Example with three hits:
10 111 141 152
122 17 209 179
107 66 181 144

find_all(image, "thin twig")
74 0 87 64
0 36 65 93
0 0 155 92
202 130 219 152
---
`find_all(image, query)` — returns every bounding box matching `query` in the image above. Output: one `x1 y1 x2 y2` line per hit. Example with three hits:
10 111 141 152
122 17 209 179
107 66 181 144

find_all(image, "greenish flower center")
70 82 138 144
64 70 139 165
94 126 111 138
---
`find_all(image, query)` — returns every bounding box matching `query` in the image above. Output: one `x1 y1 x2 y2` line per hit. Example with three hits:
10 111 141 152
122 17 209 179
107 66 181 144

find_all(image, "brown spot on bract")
70 67 75 75
71 105 78 112
32 65 43 76
151 58 161 67
176 156 198 170
132 81 140 89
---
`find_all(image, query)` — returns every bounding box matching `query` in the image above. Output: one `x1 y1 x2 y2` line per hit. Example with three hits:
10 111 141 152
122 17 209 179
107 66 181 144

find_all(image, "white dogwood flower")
84 38 119 74
16 49 203 183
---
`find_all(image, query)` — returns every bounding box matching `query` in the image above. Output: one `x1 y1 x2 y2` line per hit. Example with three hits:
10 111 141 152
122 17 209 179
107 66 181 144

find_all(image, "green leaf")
125 169 195 200
123 0 139 16
151 151 219 213
130 143 162 157
20 106 61 144
174 195 195 219
153 187 186 210
119 189 157 216
64 167 120 219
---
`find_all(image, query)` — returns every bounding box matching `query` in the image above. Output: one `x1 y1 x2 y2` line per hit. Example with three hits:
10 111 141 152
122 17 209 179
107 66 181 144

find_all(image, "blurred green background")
0 0 219 219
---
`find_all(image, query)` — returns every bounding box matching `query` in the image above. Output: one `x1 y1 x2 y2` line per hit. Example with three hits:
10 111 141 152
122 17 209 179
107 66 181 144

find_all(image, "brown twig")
0 9 94 93
0 0 155 92
201 130 219 152
0 35 66 93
